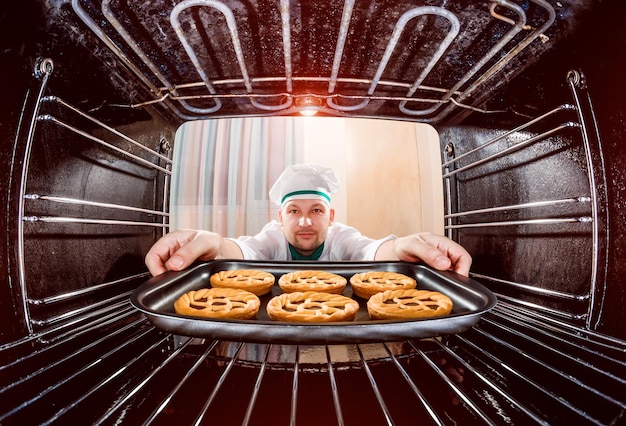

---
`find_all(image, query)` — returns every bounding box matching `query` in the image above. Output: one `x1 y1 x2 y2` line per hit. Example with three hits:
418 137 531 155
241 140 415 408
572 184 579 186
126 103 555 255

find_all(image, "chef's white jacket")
229 220 395 261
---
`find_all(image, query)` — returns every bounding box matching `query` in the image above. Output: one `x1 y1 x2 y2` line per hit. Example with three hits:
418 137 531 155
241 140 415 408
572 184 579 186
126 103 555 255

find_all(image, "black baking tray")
131 260 497 344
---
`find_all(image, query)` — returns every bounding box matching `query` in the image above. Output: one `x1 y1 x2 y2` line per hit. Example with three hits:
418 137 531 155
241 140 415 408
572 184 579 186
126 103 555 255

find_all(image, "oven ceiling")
38 0 599 125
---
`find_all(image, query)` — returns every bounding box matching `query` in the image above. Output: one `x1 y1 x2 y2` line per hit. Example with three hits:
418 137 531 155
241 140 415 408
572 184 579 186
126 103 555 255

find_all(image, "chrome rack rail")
3 332 621 425
441 71 609 330
442 104 586 234
16 59 170 336
2 300 624 425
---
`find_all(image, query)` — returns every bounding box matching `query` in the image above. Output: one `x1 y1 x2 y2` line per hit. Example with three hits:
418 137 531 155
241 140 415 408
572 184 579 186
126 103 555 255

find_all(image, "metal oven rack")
442 69 609 332
2 316 624 424
10 58 172 337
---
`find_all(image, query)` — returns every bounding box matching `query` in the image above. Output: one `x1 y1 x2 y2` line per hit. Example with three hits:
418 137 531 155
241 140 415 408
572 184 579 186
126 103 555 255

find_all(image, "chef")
145 164 472 276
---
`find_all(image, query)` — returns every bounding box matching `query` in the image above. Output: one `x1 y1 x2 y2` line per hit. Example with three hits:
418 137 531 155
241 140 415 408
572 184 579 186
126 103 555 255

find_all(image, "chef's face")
279 199 334 256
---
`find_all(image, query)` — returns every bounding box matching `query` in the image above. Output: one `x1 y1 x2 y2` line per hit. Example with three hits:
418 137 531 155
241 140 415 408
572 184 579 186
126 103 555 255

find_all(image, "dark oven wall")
0 2 179 344
440 0 626 340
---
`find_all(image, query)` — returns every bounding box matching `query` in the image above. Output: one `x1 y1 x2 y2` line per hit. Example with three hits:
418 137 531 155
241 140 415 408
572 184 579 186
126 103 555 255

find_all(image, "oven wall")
0 1 178 344
0 2 47 342
576 5 626 339
438 0 626 340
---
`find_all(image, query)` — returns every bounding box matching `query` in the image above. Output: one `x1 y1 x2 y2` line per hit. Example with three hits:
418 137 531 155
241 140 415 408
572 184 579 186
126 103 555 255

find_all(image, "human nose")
298 216 312 227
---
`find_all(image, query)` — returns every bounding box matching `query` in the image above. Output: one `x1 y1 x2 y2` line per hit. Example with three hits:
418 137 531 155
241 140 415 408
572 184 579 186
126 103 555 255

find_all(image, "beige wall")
302 117 443 239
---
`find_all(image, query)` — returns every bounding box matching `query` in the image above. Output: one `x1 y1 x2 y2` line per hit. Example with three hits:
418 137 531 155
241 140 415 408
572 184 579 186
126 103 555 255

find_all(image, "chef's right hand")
144 229 225 276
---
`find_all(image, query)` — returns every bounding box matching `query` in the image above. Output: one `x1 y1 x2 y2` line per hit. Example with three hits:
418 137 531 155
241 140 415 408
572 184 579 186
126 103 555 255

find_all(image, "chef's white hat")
269 164 339 206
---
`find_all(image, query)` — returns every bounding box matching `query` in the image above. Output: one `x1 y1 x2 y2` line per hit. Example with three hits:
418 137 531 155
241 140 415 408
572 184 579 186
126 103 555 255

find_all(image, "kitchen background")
170 117 444 239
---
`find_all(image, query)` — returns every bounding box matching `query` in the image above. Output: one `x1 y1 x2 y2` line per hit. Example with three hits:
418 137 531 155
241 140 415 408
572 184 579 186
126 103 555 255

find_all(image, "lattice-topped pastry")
266 291 359 322
209 269 275 296
349 271 417 299
367 289 453 320
174 287 260 320
278 270 347 294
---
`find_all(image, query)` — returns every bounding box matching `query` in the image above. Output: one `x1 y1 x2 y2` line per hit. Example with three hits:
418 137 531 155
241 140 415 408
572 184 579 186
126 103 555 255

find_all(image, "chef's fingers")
395 233 472 277
416 233 472 277
450 251 472 277
163 231 222 273
145 253 169 276
145 231 189 276
144 230 212 276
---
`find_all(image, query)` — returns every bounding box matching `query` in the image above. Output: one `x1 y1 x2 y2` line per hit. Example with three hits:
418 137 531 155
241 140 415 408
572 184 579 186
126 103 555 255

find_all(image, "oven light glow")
299 107 319 116
296 95 322 116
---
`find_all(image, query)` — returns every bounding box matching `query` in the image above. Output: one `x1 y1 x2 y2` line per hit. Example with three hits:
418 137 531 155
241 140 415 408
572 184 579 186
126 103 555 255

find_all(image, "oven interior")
1 0 625 424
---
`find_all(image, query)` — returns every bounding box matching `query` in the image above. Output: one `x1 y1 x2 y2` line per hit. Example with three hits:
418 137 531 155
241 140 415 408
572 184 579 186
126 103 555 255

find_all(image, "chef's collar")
288 242 325 260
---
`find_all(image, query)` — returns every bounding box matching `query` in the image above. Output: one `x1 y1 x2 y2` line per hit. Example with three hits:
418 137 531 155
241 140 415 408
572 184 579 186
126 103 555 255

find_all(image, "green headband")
281 190 331 204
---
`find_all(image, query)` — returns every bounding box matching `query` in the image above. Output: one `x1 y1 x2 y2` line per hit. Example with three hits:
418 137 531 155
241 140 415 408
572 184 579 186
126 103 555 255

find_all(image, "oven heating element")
69 0 556 122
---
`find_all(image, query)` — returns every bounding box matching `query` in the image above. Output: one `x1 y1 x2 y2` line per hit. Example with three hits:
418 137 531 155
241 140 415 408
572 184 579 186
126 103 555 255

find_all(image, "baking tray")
130 260 497 344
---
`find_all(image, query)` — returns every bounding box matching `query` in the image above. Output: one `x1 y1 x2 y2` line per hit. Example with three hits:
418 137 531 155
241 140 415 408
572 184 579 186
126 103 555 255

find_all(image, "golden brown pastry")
349 271 417 299
174 287 260 320
367 289 453 320
266 291 359 322
278 270 347 294
209 269 275 296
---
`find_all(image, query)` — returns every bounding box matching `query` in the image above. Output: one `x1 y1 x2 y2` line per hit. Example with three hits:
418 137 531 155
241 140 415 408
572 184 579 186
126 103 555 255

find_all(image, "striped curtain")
170 117 304 237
